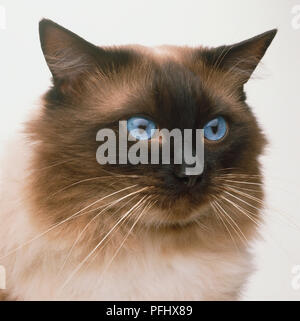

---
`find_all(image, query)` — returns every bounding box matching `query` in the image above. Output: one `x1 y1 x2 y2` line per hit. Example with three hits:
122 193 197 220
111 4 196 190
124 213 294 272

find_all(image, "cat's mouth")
137 194 211 227
121 171 222 226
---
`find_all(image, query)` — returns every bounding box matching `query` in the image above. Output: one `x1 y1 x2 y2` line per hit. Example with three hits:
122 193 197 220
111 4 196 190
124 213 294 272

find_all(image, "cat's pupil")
211 125 218 134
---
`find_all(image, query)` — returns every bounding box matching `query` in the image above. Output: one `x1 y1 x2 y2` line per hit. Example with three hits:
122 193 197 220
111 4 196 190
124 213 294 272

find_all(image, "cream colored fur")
0 133 253 301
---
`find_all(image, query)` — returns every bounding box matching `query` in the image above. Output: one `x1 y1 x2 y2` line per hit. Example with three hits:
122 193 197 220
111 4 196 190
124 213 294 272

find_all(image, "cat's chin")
138 199 211 228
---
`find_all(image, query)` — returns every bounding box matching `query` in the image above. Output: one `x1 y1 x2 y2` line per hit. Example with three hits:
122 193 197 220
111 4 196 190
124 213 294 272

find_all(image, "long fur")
0 20 276 300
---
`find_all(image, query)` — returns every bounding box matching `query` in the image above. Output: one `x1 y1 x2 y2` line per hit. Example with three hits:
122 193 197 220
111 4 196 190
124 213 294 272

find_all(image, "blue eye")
127 116 156 140
204 116 227 141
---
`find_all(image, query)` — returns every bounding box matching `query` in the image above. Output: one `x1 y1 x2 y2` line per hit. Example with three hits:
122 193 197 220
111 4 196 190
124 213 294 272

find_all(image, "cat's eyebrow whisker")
58 186 149 273
0 184 138 260
59 195 148 292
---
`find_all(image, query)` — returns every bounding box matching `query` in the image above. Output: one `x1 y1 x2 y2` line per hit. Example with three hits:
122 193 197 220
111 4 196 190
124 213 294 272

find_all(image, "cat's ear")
205 29 277 84
39 19 101 82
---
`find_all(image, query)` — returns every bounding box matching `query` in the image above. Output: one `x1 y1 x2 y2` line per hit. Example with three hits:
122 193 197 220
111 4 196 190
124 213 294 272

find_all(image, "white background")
0 0 300 300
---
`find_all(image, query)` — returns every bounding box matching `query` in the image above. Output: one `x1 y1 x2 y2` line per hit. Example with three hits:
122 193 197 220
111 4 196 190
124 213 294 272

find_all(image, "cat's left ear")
39 19 102 83
204 29 277 84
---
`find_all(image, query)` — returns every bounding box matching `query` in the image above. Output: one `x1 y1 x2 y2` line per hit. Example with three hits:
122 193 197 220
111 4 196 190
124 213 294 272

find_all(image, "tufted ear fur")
39 19 102 82
202 29 277 84
39 19 138 96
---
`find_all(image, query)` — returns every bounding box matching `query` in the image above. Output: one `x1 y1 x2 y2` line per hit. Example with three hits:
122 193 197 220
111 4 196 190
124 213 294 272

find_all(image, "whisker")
58 187 149 273
98 197 156 281
218 173 261 177
223 186 263 205
222 185 300 233
0 184 138 260
219 179 263 186
219 194 294 259
81 196 152 272
24 159 73 178
49 175 142 198
220 184 261 193
219 193 261 228
213 199 249 246
222 190 263 212
210 201 240 251
59 195 148 292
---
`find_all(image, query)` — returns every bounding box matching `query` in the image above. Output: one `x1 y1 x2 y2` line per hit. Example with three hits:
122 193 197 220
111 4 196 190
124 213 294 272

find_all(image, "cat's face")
26 20 276 232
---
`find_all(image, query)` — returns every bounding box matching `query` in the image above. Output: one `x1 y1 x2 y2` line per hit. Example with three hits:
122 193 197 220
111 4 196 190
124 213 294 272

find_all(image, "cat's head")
26 19 276 235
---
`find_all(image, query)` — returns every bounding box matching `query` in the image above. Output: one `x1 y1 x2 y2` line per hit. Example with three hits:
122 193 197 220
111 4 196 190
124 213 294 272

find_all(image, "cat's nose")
173 164 202 187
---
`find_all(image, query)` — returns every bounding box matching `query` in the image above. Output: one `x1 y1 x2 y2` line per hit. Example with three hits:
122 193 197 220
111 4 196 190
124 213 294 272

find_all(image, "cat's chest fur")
2 233 250 301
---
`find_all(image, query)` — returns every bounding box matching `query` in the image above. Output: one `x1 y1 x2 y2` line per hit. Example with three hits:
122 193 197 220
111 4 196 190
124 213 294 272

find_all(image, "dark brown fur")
23 19 276 265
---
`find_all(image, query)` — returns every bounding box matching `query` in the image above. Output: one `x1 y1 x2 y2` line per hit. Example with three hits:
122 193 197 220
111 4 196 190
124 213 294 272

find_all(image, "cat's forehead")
148 45 194 63
83 45 246 126
126 44 237 104
89 66 236 129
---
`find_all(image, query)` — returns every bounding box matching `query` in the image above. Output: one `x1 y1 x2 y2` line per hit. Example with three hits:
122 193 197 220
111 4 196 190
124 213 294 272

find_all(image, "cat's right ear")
200 29 277 85
39 19 101 83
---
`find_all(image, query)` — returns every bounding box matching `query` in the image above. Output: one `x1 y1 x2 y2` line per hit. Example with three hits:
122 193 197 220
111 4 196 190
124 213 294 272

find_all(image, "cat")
0 19 276 300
